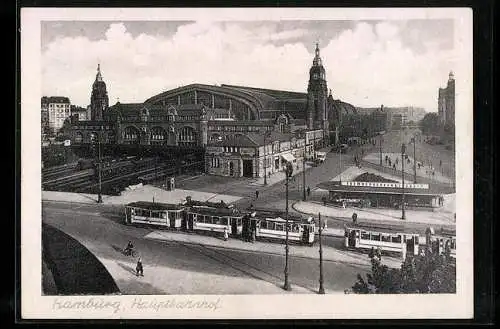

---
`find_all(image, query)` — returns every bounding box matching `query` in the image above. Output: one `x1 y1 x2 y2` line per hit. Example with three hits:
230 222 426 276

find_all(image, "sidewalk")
292 200 455 226
363 152 453 184
143 229 403 269
42 185 242 206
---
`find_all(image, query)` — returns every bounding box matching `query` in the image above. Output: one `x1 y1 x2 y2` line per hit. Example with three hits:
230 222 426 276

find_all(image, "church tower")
90 64 109 121
306 43 329 133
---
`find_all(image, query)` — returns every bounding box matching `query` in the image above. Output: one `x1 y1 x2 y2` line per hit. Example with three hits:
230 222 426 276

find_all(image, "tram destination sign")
341 181 429 189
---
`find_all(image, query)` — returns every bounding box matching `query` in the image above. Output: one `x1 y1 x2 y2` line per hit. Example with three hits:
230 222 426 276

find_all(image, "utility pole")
401 143 406 220
339 145 342 183
283 162 293 291
302 132 306 201
97 125 103 203
263 131 269 186
318 212 325 294
412 137 417 183
379 134 383 166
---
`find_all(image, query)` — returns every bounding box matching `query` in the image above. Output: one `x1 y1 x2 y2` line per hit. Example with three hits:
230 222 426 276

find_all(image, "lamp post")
302 132 306 201
339 143 342 183
379 134 383 166
318 212 325 294
401 143 406 220
96 125 103 203
283 162 293 291
411 137 417 183
263 131 271 186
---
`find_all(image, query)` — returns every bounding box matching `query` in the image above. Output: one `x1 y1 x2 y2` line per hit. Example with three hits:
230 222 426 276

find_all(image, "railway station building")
69 44 356 177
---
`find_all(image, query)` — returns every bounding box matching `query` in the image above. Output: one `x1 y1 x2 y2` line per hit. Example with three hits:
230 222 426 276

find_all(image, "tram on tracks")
247 208 316 245
125 201 185 228
186 204 244 235
123 200 316 245
344 221 456 260
343 221 421 259
425 227 456 258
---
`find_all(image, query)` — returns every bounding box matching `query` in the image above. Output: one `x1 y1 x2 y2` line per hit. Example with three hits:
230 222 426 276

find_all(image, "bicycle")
123 247 137 257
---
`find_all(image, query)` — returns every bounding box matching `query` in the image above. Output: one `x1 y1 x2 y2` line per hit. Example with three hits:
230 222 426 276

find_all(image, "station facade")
69 44 354 177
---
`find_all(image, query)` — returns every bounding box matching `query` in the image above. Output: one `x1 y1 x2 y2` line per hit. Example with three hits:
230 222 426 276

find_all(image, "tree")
352 247 456 294
419 112 440 135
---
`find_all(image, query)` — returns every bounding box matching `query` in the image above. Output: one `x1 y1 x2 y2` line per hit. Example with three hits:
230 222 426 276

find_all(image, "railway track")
42 169 94 190
42 163 78 181
43 158 203 194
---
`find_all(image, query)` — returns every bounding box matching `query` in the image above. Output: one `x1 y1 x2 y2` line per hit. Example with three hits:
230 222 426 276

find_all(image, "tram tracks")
168 238 316 293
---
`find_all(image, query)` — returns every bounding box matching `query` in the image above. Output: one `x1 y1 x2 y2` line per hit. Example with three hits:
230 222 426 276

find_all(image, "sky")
42 20 456 111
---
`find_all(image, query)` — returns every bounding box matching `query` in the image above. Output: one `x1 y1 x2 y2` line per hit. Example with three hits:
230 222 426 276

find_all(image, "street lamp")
401 143 406 220
379 134 384 166
318 212 325 294
263 130 271 186
97 124 103 204
283 162 293 291
411 137 417 183
302 132 307 201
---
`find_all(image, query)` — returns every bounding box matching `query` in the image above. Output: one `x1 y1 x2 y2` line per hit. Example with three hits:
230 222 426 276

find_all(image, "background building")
438 71 455 128
69 45 355 176
70 105 89 121
41 96 72 132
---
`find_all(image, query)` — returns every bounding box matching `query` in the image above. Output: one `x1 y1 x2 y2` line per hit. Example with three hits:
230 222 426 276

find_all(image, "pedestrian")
255 190 259 199
223 227 228 241
307 186 311 196
136 258 144 277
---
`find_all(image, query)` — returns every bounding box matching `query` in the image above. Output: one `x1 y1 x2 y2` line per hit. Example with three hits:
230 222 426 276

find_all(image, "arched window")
178 126 197 146
123 126 140 145
150 127 166 145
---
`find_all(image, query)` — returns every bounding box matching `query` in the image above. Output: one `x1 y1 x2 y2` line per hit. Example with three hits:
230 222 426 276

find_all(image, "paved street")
369 129 456 182
42 201 375 295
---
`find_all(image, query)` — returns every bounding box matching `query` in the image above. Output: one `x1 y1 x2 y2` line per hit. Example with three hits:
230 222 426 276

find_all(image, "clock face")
313 73 319 79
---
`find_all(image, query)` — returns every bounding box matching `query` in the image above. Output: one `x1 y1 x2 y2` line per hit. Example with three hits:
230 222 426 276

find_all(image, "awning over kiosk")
281 153 295 163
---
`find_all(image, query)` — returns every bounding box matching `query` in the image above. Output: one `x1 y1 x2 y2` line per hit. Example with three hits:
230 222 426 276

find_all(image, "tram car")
344 221 420 259
185 203 243 236
125 201 185 228
249 208 316 245
425 227 456 258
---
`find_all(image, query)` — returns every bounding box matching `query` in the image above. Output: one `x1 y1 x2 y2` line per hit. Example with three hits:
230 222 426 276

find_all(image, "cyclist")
124 241 134 256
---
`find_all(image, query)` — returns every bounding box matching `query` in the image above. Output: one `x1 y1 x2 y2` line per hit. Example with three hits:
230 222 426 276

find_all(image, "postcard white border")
21 7 474 319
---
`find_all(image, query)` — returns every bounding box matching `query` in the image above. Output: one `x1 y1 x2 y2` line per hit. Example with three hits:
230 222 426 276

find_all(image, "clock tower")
306 43 329 134
90 64 109 121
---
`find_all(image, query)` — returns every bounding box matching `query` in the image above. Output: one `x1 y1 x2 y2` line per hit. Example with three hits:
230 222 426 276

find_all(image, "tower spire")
96 63 103 82
313 42 322 66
